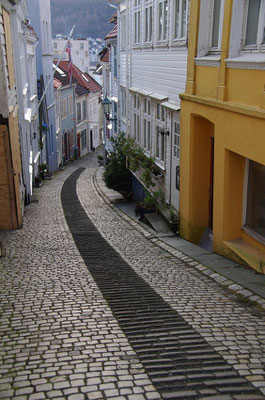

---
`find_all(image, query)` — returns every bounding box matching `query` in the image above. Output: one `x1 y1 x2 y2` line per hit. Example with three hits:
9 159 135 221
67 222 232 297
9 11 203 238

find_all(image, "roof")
108 13 117 24
99 47 109 63
104 25 117 41
58 61 102 94
54 78 62 89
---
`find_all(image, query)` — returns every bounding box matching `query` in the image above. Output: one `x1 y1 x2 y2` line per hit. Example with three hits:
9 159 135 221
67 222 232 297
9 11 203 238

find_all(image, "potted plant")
135 192 157 221
97 154 104 166
169 210 179 234
39 163 47 180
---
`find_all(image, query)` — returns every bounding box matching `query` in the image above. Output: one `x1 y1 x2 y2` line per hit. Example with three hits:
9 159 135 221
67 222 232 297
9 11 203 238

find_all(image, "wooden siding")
131 48 187 102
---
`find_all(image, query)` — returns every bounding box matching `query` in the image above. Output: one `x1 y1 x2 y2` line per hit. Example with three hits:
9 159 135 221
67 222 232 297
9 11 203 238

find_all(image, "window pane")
148 121 151 150
175 0 180 38
182 0 187 37
161 133 165 161
246 160 265 238
159 2 163 40
144 120 147 147
164 0 168 40
145 8 148 41
157 104 160 119
245 0 261 45
150 6 153 41
156 128 160 157
211 0 221 47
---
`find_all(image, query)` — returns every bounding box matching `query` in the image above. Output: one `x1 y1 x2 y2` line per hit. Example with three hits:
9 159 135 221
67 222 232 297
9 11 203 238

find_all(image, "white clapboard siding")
131 48 187 101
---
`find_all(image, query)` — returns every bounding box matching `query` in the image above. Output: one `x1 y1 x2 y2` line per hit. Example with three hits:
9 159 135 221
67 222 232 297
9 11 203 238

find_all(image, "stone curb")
91 167 265 312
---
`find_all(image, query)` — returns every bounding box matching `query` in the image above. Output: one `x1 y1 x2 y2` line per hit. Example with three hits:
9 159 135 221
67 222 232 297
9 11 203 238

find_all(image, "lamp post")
101 96 117 165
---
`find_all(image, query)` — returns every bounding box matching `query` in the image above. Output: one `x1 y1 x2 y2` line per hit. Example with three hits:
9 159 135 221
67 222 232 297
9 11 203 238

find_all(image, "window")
244 160 265 241
173 122 180 160
113 45 117 78
134 0 141 44
133 94 141 142
158 0 168 41
144 0 153 43
67 96 72 116
80 42 84 50
77 102 81 123
120 86 126 118
197 0 225 57
113 102 118 132
120 12 127 50
54 41 57 49
82 100 86 120
244 0 265 48
76 50 79 55
174 0 187 40
80 129 87 150
143 98 151 151
155 104 166 162
60 98 67 119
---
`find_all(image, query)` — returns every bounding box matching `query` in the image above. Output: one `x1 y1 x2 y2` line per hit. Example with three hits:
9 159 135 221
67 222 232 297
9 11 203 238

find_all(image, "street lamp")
101 96 117 166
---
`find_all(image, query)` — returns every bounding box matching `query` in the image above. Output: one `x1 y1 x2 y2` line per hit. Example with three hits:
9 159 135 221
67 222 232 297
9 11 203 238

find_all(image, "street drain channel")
61 168 264 400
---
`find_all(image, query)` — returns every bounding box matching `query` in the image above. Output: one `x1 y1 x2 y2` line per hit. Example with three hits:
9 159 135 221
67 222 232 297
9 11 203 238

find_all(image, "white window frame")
134 0 141 44
60 98 67 120
120 11 127 50
144 0 153 44
157 0 168 42
133 94 141 142
82 99 86 121
196 0 225 58
80 129 87 150
243 0 265 51
173 120 180 160
173 0 188 42
120 86 126 119
155 104 166 166
143 98 151 153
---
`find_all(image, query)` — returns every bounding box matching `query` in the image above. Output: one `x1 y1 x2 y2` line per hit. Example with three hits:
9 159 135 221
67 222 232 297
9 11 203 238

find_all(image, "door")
170 114 180 211
90 130 93 151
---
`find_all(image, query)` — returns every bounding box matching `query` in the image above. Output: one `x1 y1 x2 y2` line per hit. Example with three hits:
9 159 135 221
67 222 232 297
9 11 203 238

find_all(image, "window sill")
155 159 165 171
171 38 187 47
226 53 265 70
243 225 265 246
194 55 221 68
154 41 168 48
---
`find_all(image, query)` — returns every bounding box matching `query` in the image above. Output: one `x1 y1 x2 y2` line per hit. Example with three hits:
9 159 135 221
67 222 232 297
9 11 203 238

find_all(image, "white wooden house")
112 0 189 212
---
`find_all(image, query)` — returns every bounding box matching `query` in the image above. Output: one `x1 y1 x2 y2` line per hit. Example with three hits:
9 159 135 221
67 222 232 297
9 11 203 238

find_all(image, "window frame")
134 0 141 45
157 0 169 43
80 129 87 150
144 0 153 44
133 93 141 142
155 103 166 165
173 0 188 42
173 121 180 160
242 0 265 51
76 102 81 124
120 11 127 50
143 98 151 153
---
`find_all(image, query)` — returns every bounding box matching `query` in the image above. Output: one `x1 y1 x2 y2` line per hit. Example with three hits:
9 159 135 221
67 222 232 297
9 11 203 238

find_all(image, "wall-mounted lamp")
102 96 117 122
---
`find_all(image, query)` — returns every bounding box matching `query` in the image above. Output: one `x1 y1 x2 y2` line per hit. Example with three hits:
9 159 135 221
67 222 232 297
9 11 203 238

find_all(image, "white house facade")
10 0 40 203
114 0 189 212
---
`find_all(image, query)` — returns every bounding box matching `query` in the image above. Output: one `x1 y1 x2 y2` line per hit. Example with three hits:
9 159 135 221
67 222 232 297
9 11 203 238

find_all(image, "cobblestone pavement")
0 152 265 400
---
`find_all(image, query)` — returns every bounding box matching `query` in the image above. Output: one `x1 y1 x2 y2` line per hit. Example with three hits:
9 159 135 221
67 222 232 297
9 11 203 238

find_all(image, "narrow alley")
0 152 265 400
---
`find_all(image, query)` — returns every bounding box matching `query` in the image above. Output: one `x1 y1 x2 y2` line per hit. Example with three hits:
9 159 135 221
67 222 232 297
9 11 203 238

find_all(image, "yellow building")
180 0 265 273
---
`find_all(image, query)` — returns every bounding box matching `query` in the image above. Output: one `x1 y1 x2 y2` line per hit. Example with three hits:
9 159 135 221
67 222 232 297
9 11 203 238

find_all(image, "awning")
160 100 180 111
137 89 153 96
149 93 168 101
129 87 140 93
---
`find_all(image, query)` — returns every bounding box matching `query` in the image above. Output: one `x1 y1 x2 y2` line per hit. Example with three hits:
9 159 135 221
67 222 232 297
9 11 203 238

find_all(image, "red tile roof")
58 61 102 93
104 25 117 40
99 47 109 63
54 78 62 89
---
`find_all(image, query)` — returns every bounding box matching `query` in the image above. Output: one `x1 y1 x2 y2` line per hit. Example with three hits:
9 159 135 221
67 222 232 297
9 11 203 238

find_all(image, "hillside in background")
50 0 115 39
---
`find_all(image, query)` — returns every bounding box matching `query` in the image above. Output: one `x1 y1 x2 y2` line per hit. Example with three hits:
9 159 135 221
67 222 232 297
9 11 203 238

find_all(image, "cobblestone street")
0 152 265 400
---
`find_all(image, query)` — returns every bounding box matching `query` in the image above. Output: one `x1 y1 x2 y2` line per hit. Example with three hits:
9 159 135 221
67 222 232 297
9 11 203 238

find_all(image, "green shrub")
143 192 157 209
103 155 131 195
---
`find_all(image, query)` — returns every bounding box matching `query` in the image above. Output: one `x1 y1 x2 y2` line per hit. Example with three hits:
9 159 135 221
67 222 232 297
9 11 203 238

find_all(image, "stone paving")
0 151 265 400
